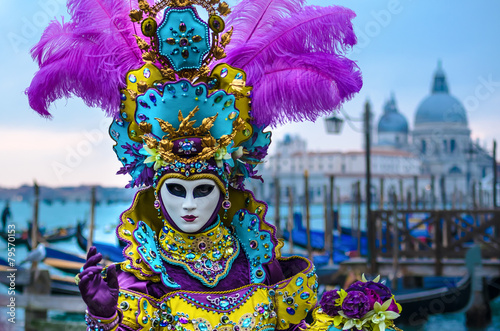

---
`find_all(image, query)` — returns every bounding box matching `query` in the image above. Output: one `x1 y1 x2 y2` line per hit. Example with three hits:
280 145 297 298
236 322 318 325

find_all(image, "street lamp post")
325 100 376 274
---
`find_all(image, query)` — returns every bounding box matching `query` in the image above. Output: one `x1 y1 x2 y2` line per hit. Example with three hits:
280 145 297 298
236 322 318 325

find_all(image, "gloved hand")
78 246 119 318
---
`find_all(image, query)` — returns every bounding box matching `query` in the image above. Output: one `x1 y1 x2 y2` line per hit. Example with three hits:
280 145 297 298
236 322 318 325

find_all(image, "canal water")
0 200 498 330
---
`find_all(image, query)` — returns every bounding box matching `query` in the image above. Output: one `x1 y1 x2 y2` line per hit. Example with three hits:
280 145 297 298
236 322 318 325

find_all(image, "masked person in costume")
27 0 362 330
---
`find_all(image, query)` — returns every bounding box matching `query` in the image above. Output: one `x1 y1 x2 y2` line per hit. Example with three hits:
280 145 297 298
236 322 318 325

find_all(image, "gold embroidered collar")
157 218 240 287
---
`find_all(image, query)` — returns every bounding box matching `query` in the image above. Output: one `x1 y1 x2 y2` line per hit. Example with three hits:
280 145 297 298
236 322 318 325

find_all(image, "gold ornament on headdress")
130 0 233 82
141 106 245 165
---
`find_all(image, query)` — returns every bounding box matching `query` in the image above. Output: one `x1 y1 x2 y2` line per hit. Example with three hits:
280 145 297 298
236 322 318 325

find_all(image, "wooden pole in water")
414 176 419 209
431 175 436 210
472 182 477 209
440 175 447 209
391 192 399 291
406 190 412 210
31 181 39 270
493 140 497 208
379 178 385 209
399 178 404 208
87 186 96 252
324 185 333 265
479 181 484 208
274 177 281 237
304 170 312 260
336 187 341 234
356 181 361 254
287 187 294 255
26 181 50 331
329 175 335 263
422 188 427 209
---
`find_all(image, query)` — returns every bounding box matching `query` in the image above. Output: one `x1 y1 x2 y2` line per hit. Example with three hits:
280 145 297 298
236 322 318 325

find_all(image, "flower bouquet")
308 275 402 331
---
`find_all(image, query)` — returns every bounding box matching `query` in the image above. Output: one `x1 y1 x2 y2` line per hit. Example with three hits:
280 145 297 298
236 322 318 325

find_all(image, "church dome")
378 94 408 133
415 62 468 126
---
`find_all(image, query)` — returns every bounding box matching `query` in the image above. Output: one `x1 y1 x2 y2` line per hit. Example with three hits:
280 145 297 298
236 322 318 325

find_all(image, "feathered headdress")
27 0 362 188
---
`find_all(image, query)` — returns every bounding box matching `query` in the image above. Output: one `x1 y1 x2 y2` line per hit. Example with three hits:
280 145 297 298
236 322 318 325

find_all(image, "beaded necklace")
157 218 240 287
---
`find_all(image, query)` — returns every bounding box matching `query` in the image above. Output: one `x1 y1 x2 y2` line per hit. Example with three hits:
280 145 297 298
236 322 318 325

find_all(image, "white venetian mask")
159 178 221 233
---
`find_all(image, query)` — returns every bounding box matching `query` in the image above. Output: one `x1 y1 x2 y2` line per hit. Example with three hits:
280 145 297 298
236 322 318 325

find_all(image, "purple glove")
78 246 119 318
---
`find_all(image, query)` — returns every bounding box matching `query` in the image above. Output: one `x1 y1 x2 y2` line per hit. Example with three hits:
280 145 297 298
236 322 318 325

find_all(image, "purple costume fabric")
116 249 251 298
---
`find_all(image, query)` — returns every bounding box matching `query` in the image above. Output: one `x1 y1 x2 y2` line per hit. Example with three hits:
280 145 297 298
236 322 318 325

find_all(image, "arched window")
449 166 462 175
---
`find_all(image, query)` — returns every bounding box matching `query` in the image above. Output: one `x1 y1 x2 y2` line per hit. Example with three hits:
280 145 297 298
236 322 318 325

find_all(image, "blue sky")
1 0 500 187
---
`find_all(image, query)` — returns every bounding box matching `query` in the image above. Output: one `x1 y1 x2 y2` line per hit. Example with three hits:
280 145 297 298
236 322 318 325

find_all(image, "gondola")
43 245 87 275
0 257 80 295
486 277 500 301
0 223 77 249
281 212 368 255
394 245 481 326
395 274 472 325
76 221 124 262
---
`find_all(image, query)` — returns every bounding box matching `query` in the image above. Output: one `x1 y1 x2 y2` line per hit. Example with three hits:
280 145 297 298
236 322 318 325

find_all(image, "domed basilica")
375 62 493 198
259 62 494 205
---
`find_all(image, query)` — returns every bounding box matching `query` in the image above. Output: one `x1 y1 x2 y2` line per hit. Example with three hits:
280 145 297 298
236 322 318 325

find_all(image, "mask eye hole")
166 183 186 198
193 184 214 198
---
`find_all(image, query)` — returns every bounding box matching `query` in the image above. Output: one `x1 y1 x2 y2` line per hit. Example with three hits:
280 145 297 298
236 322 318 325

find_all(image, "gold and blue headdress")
27 0 362 191
28 0 362 288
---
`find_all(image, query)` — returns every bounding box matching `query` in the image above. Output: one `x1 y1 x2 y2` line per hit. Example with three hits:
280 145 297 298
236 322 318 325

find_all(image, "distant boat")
0 223 77 249
76 221 124 262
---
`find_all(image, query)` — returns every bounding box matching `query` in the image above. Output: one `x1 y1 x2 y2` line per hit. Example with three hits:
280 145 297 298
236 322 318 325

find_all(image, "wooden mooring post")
356 181 361 254
379 178 384 209
413 176 419 209
274 177 281 237
493 140 497 208
25 182 50 331
390 192 399 291
87 186 96 252
324 185 333 265
329 175 335 265
304 170 312 261
287 187 294 255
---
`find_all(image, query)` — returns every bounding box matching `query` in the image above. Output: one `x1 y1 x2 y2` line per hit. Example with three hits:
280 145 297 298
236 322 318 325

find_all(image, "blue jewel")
195 86 204 96
149 93 157 105
242 318 252 327
296 277 304 286
221 68 228 78
167 85 176 95
220 299 229 308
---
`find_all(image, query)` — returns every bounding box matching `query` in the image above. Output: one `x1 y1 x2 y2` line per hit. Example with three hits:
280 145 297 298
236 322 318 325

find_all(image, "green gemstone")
120 301 130 311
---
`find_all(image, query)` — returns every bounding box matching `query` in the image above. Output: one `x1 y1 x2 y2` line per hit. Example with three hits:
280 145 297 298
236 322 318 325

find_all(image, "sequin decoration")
231 210 274 284
133 221 180 288
157 8 210 71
